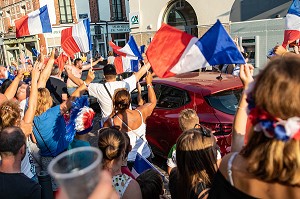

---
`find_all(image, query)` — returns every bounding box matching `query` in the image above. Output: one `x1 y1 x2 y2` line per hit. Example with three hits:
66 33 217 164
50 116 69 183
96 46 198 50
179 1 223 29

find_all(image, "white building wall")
129 0 235 33
74 0 91 21
98 0 111 21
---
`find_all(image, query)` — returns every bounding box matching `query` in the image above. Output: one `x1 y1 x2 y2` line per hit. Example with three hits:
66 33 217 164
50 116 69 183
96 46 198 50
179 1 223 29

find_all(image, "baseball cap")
103 64 117 75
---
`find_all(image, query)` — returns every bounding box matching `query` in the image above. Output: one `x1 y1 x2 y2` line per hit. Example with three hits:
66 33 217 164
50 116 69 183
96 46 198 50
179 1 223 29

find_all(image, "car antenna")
215 65 223 81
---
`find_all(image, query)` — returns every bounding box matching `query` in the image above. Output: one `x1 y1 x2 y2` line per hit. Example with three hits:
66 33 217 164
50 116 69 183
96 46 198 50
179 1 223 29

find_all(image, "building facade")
230 0 290 69
0 0 131 65
129 0 291 70
128 0 235 46
0 0 78 65
89 0 130 58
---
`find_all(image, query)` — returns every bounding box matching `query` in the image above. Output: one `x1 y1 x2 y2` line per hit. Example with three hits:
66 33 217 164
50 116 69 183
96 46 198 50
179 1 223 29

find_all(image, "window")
205 89 243 115
59 0 73 24
111 0 123 21
155 84 190 109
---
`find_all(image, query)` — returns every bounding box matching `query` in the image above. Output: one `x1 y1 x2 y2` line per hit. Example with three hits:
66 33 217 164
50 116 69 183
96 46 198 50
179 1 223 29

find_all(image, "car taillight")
200 122 232 135
200 122 233 156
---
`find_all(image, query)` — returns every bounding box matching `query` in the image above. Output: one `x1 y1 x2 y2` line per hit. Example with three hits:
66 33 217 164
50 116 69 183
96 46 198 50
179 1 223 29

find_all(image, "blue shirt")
33 105 68 157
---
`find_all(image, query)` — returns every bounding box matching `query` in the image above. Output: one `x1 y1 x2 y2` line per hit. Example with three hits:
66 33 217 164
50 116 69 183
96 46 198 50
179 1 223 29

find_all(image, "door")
114 39 126 47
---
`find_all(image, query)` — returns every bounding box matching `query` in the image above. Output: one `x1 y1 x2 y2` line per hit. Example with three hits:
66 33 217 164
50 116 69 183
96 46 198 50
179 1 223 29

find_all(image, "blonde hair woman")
32 70 95 191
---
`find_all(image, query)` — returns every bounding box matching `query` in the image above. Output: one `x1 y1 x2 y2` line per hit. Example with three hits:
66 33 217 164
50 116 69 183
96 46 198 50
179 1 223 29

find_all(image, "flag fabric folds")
146 20 245 78
15 5 52 38
61 19 92 57
131 153 167 182
282 0 300 48
109 36 142 74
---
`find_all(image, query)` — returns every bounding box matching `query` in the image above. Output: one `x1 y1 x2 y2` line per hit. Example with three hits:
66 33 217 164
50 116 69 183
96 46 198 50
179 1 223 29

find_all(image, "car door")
146 83 191 157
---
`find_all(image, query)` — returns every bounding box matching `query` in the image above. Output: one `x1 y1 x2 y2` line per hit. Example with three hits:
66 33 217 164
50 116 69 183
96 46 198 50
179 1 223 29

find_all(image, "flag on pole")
131 153 167 182
146 20 245 78
109 36 142 74
61 19 92 58
15 5 52 38
56 52 69 71
282 0 300 48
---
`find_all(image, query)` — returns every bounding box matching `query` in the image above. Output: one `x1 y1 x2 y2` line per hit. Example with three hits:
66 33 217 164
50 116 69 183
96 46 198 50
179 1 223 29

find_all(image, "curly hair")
0 101 21 130
35 88 53 116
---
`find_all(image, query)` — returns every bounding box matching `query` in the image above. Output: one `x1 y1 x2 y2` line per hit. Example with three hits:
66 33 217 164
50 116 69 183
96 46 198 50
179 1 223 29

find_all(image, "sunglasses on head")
194 124 211 137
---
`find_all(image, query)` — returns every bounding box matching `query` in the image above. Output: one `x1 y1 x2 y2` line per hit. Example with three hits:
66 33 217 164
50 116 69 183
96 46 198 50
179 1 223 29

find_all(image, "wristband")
147 84 153 88
83 81 89 87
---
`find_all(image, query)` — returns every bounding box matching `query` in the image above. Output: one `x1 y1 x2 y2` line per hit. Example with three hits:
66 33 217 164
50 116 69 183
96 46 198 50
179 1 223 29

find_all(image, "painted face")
16 84 29 101
0 66 8 79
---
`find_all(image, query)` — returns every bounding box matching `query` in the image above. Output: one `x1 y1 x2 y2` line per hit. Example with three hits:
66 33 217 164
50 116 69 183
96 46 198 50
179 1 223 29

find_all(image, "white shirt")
88 75 137 124
21 141 36 179
107 56 115 64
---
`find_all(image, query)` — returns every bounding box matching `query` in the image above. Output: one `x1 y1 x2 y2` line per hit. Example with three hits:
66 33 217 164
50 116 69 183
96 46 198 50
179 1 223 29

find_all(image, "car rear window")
205 89 243 115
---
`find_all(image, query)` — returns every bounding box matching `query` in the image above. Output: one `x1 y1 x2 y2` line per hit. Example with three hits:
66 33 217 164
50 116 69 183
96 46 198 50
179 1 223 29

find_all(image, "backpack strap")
103 83 112 99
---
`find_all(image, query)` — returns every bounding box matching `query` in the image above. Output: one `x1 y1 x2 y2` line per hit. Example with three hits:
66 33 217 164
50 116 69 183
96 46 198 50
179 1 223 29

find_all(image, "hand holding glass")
48 147 102 199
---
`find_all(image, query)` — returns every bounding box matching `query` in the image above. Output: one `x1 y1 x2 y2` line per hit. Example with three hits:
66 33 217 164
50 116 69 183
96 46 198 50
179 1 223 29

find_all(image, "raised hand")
85 69 95 84
239 64 254 89
145 71 153 85
274 45 287 56
16 68 26 79
19 51 26 65
31 61 41 82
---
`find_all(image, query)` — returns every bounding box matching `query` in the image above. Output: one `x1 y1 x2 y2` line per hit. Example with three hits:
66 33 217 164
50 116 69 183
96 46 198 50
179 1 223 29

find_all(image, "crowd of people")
0 43 300 199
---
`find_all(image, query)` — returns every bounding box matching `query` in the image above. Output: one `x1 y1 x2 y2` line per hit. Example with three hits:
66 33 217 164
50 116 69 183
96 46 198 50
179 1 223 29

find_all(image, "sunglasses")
194 124 211 137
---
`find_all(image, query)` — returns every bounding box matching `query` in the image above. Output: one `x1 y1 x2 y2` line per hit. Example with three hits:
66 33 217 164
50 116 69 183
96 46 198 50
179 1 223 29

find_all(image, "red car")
131 72 243 158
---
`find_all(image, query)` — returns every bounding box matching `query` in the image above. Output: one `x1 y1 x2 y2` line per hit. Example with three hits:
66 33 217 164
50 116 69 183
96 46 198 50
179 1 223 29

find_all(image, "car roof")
152 72 243 95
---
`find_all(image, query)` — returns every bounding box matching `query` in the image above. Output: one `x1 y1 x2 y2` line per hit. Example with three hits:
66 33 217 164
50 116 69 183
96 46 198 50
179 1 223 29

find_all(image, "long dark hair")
175 128 217 199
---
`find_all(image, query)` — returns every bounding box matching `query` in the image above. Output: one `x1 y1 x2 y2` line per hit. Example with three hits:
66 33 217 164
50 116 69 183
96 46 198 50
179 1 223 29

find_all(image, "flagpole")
90 51 93 70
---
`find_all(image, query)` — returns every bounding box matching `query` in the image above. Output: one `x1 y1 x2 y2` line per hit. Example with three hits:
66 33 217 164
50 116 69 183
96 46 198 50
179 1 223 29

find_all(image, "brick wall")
89 0 99 23
109 0 127 21
53 0 77 25
1 0 34 32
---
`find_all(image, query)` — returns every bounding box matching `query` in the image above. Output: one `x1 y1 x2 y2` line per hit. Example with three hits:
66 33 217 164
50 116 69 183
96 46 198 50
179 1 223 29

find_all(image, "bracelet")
147 84 153 88
83 81 89 87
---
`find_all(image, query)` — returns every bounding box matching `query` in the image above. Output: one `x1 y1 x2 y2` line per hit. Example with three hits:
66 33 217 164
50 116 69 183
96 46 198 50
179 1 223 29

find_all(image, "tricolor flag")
109 36 142 74
15 5 52 38
131 153 167 182
146 20 245 78
61 19 92 58
282 0 300 48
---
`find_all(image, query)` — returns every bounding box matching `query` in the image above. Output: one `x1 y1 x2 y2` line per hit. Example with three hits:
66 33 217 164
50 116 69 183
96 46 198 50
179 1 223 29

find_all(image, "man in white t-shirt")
67 63 151 126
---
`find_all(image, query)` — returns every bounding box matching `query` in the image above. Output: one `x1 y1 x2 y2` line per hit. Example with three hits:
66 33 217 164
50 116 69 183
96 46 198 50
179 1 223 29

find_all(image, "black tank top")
207 171 257 199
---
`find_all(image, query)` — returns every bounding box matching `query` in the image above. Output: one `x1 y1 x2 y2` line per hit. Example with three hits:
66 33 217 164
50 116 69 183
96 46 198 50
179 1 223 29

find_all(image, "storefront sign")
108 24 130 33
129 12 140 28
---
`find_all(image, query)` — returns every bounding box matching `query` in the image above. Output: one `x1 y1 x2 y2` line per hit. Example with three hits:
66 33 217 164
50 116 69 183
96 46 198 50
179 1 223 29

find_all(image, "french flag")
15 5 52 38
131 153 167 182
282 0 300 48
146 20 245 78
61 19 92 58
109 36 142 74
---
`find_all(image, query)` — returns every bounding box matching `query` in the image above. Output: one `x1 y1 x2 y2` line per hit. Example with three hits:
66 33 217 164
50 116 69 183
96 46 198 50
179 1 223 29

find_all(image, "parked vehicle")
131 72 243 158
